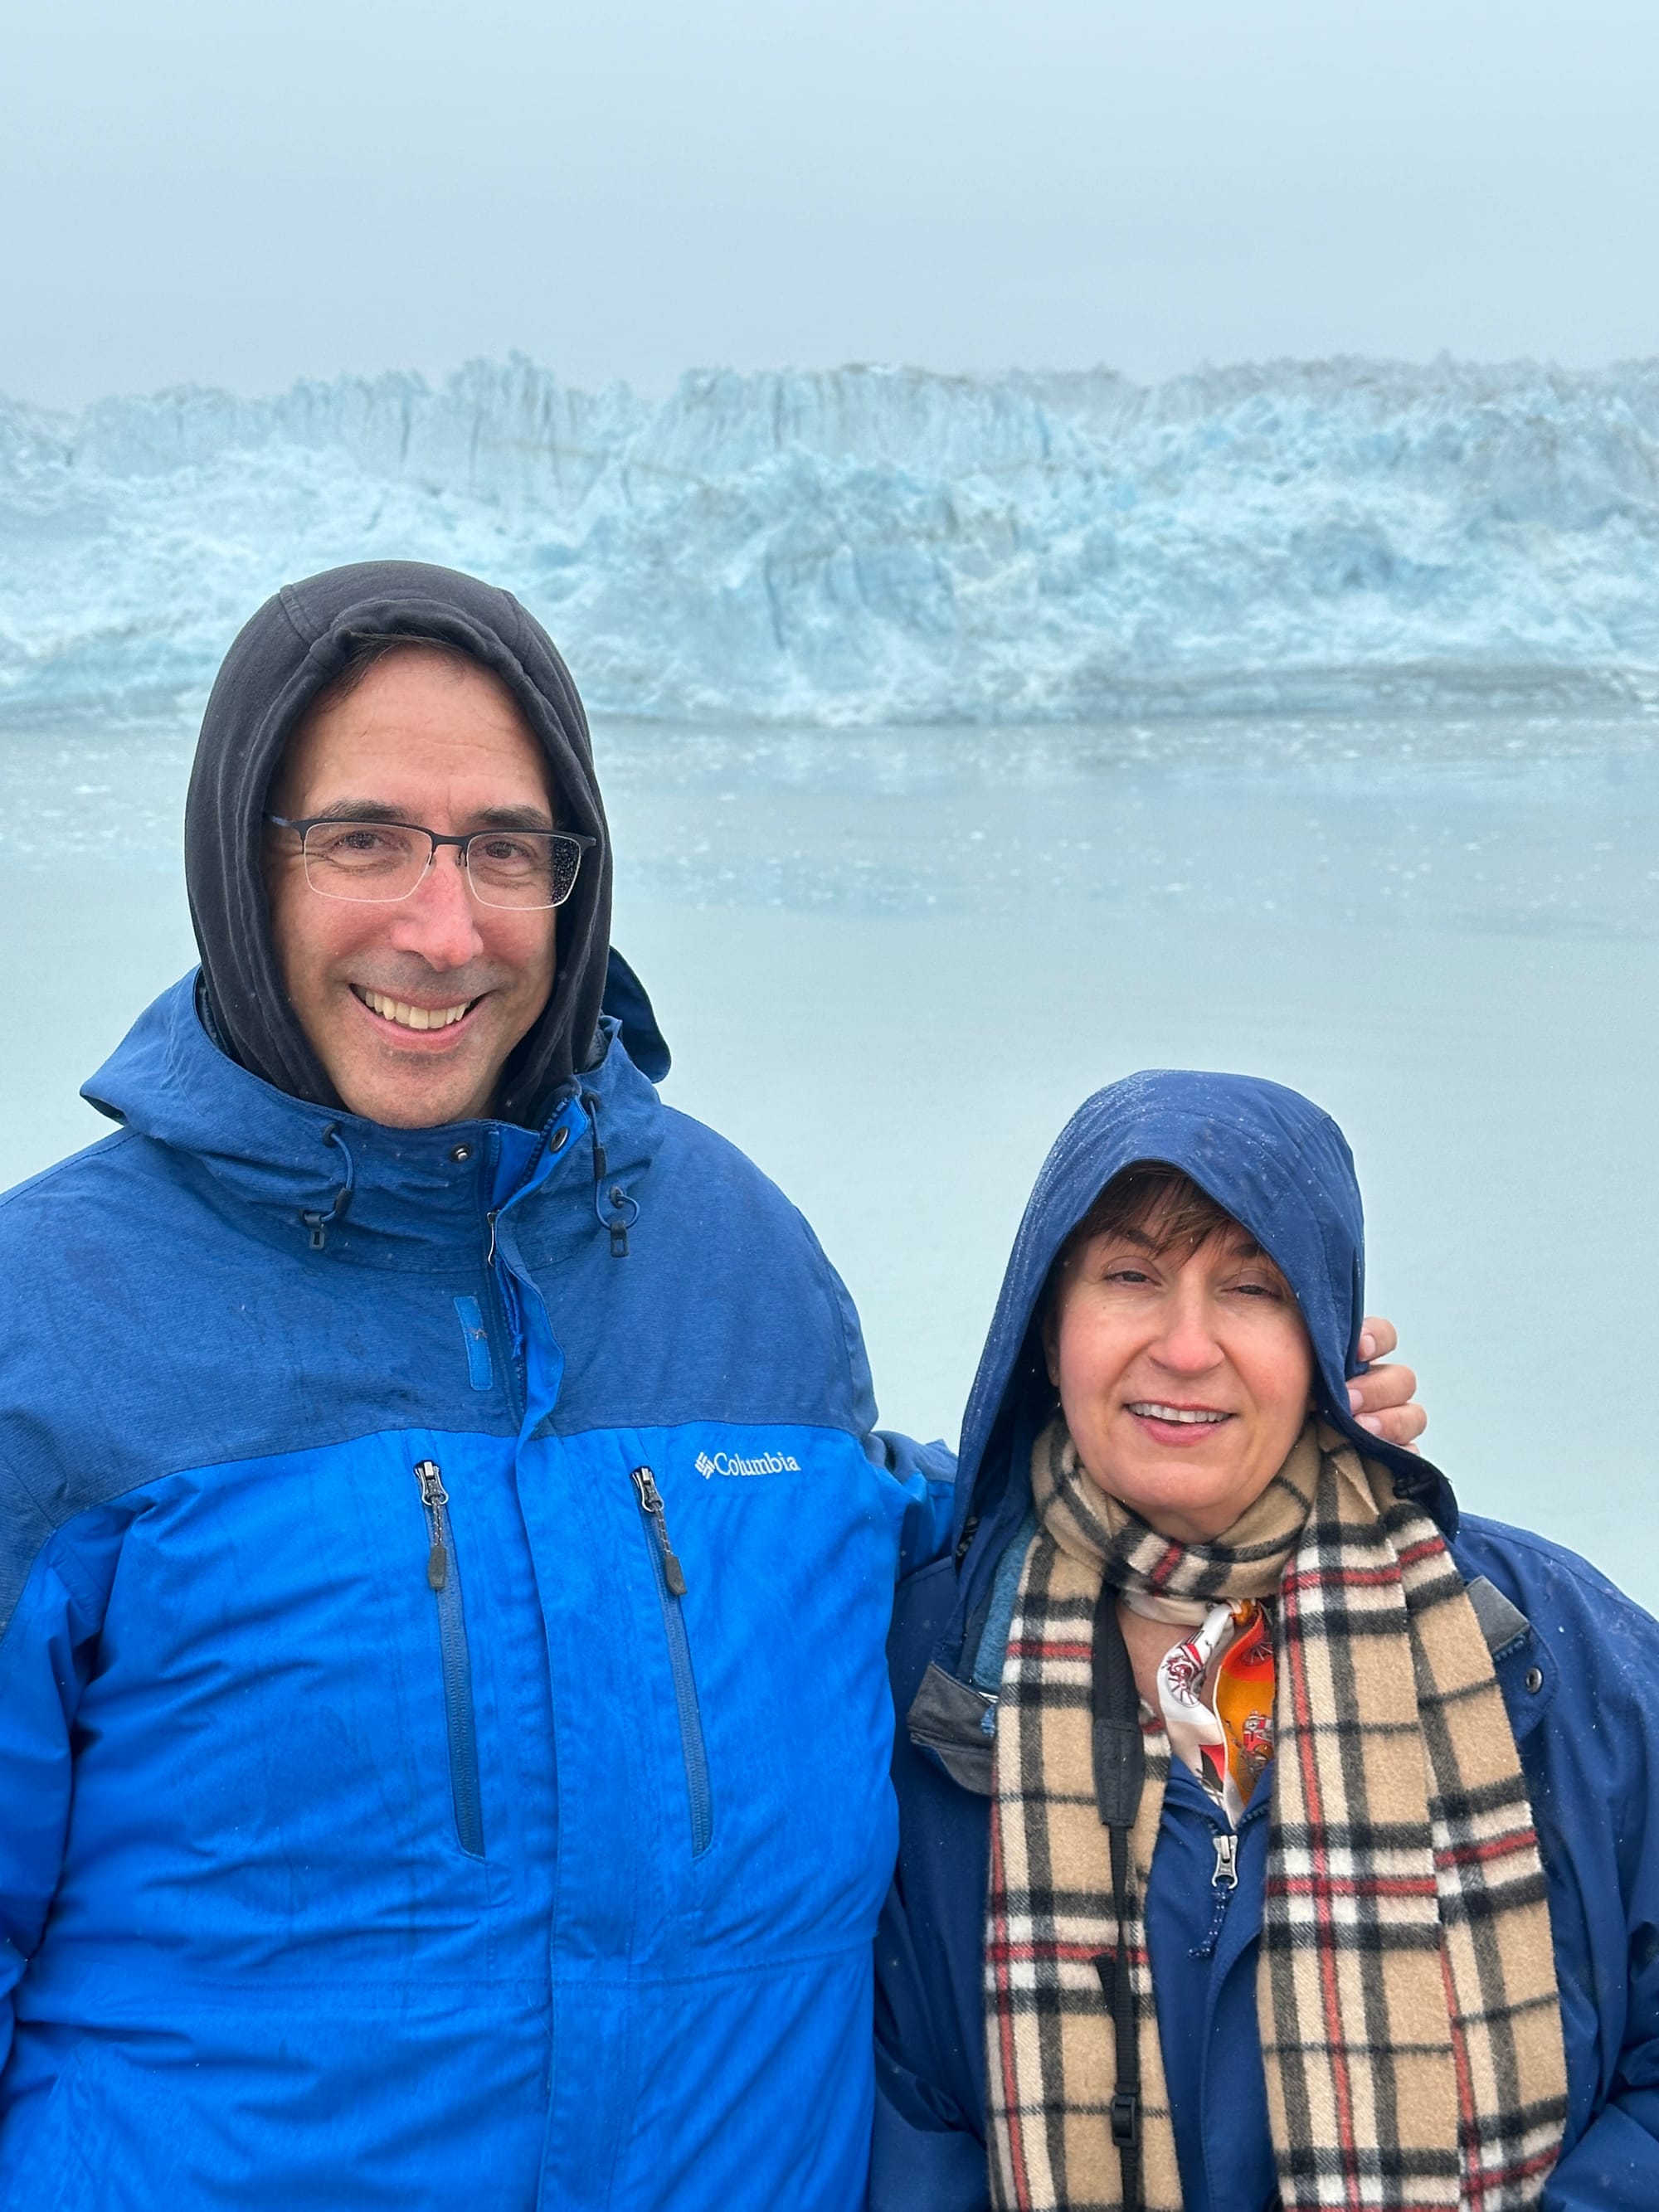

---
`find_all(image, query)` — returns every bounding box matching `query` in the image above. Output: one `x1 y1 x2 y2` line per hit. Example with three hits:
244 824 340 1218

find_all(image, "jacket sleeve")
1546 2093 1659 2210
871 1882 990 2211
869 1553 993 2211
1466 1524 1659 2211
871 2077 989 2210
1542 1894 1659 2207
0 1528 108 2075
869 1431 959 1581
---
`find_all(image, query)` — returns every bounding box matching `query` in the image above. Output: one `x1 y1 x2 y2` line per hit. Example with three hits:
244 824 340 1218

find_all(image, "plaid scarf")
985 1417 1568 2212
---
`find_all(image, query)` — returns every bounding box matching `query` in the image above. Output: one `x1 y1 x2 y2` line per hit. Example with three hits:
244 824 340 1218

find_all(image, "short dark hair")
1062 1161 1243 1266
1040 1162 1265 1335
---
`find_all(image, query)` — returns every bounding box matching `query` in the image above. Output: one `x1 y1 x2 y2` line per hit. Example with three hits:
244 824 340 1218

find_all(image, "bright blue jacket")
870 1069 1659 2211
0 975 950 2211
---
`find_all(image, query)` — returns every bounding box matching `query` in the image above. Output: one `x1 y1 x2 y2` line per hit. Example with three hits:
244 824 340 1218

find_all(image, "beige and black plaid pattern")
985 1418 1567 2212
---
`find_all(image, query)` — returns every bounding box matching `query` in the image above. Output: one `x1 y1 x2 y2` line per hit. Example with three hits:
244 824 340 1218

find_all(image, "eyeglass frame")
265 813 599 911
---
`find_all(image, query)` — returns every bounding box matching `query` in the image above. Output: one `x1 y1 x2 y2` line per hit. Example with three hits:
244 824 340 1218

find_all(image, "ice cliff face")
5 353 1659 722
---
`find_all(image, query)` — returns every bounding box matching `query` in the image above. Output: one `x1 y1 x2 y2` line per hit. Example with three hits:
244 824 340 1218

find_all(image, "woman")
873 1069 1659 2212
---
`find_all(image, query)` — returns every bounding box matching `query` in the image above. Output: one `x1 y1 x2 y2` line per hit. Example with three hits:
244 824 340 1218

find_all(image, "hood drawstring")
301 1123 358 1252
582 1091 639 1259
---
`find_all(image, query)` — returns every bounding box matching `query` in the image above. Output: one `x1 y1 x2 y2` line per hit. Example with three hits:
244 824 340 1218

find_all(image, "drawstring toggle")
300 1122 358 1253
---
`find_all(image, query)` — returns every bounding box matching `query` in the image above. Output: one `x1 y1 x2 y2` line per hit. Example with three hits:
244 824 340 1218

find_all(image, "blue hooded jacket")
0 974 952 2212
872 1070 1659 2212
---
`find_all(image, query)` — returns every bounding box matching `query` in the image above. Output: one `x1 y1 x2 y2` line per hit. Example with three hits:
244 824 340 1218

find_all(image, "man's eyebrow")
304 800 557 830
306 800 405 824
473 804 557 830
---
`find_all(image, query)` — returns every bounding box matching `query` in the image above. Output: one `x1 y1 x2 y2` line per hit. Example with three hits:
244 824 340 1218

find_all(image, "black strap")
1092 1576 1145 1826
1090 1578 1145 2211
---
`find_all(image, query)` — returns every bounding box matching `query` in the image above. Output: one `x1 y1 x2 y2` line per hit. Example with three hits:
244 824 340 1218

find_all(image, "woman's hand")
1350 1316 1424 1451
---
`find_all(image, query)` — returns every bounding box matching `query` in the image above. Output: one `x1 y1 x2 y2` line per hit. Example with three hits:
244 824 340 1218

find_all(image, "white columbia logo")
695 1449 801 1479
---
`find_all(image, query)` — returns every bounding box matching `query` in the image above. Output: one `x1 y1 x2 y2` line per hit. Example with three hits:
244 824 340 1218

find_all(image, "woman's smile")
1123 1398 1234 1442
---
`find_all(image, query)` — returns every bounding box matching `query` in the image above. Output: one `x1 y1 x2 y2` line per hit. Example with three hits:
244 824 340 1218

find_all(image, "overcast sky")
5 0 1659 409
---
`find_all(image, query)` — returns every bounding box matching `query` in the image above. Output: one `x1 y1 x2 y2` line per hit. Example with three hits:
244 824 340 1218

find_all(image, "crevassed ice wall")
4 354 1659 722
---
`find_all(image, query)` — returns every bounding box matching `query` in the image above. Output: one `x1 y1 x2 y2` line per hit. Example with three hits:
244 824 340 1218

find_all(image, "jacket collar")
81 971 662 1269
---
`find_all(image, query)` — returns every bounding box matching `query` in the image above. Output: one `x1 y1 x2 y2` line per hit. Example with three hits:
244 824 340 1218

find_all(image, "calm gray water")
4 705 1657 1601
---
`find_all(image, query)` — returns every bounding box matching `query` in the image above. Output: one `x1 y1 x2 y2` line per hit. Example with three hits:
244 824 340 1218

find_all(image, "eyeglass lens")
300 823 583 909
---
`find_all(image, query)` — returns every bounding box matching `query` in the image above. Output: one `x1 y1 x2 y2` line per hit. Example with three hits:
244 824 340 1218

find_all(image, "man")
0 562 1421 2209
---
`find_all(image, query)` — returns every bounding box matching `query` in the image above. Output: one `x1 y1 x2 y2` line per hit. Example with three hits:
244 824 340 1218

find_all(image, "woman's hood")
184 559 614 1128
952 1068 1455 1566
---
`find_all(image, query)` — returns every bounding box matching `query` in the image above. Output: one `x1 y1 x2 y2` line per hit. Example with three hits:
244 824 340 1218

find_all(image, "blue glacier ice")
6 354 1659 723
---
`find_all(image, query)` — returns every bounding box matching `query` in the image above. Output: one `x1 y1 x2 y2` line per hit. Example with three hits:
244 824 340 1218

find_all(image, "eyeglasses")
266 814 597 911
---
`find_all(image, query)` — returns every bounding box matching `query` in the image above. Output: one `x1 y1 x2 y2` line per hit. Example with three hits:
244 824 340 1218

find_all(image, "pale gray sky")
6 0 1658 408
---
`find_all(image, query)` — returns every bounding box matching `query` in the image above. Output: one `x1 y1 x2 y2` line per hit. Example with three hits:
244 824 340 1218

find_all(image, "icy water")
3 706 1657 1603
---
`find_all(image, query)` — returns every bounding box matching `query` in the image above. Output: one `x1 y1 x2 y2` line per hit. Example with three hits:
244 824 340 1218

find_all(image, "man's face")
265 649 560 1128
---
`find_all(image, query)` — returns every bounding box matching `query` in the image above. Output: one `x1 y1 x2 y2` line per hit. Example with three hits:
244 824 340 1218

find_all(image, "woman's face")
1044 1216 1316 1544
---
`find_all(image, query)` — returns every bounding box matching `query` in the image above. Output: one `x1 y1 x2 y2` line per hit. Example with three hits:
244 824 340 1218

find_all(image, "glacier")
6 353 1659 724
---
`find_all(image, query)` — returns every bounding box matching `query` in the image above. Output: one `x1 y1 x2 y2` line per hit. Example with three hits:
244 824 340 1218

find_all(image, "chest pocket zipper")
414 1458 486 1860
630 1466 713 1856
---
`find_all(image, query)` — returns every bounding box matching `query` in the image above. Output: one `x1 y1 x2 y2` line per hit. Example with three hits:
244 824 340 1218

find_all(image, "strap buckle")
1110 2088 1140 2147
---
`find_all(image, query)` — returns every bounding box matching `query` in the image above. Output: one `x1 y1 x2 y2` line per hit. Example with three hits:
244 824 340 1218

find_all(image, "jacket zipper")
1190 1826 1243 1962
1211 1832 1238 1889
414 1457 486 1860
630 1465 713 1856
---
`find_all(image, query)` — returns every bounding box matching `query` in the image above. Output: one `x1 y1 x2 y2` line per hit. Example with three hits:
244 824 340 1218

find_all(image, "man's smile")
351 984 480 1033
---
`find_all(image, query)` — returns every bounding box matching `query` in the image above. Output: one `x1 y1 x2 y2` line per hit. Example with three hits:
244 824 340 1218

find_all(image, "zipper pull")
1211 1831 1238 1891
630 1465 688 1597
416 1459 450 1591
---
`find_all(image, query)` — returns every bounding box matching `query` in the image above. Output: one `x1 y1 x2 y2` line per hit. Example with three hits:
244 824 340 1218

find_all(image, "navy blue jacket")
0 976 952 2211
870 1070 1659 2210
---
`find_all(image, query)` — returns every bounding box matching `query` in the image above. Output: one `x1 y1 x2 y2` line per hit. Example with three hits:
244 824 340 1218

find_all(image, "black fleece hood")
184 560 612 1129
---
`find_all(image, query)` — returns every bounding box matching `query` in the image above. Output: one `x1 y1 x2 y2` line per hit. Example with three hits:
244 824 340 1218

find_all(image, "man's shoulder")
0 1125 164 1252
650 1101 832 1248
0 1131 213 1628
0 1119 272 1438
0 1123 139 1195
542 1096 878 1434
655 1100 787 1179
